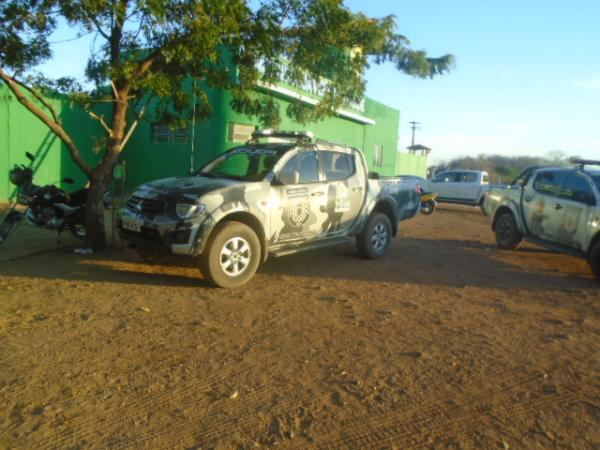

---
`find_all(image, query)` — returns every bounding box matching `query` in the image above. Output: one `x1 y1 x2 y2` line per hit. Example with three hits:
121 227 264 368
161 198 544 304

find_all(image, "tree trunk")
84 82 130 251
85 167 113 251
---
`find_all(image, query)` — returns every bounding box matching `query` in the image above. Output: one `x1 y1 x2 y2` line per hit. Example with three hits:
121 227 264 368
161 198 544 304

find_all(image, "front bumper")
117 209 202 255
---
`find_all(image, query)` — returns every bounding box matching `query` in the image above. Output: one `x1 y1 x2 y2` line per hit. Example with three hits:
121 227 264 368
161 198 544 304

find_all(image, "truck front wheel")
495 212 522 250
199 221 261 288
590 242 600 282
356 212 392 259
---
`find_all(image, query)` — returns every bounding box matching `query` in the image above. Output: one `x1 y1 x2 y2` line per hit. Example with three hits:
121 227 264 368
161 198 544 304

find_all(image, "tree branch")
110 80 119 98
134 51 160 78
0 67 94 177
89 111 113 136
12 78 61 125
121 98 149 149
86 13 111 41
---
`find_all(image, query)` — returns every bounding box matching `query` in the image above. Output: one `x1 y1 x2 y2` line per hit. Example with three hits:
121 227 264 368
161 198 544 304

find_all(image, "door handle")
524 196 532 202
311 191 324 197
352 187 363 192
554 203 563 210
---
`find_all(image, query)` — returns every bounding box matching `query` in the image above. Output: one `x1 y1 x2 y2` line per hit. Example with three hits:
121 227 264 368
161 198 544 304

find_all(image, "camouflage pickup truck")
483 160 600 281
118 130 420 287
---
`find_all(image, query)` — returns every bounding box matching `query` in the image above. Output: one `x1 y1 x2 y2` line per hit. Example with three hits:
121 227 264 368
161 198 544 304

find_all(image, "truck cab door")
552 171 597 249
453 171 480 202
429 171 458 201
269 151 327 245
522 169 568 240
316 150 367 237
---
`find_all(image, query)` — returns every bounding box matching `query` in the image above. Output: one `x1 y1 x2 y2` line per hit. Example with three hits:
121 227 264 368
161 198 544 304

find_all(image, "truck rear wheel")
495 212 522 250
590 242 600 282
199 221 260 288
356 212 392 259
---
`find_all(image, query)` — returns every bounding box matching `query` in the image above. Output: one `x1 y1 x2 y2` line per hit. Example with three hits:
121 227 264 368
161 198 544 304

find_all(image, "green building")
0 79 428 203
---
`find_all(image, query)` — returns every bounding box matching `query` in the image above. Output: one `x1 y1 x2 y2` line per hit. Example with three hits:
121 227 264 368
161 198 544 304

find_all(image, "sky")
37 0 600 164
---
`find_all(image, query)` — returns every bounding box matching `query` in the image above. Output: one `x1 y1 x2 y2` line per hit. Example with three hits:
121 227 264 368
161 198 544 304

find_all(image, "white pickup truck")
427 170 497 206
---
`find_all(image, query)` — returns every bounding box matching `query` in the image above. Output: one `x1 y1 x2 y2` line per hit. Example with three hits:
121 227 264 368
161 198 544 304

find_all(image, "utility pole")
408 121 421 147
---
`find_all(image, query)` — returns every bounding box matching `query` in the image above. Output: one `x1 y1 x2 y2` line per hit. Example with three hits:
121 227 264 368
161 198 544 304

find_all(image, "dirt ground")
0 205 598 449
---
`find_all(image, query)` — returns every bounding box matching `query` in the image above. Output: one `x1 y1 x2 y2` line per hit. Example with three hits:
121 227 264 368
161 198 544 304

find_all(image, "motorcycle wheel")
0 212 22 246
69 223 87 240
421 200 436 215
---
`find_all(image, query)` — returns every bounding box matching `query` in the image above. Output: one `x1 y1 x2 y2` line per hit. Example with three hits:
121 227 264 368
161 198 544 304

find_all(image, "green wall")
0 85 105 202
396 153 429 178
1 81 427 202
116 87 405 192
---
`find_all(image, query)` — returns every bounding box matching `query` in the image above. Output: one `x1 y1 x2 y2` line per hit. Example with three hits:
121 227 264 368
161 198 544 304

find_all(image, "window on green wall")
374 144 383 167
151 124 190 143
228 123 255 142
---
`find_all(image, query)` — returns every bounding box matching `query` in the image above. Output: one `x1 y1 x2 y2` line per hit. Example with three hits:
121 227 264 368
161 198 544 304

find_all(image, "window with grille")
151 124 190 144
228 123 255 142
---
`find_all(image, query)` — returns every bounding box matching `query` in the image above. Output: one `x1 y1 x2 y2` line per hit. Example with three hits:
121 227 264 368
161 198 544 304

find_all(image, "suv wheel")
356 212 392 259
199 221 260 288
590 242 600 282
495 212 522 250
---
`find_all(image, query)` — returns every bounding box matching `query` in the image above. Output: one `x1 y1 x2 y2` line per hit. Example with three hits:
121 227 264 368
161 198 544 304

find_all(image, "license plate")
122 216 143 232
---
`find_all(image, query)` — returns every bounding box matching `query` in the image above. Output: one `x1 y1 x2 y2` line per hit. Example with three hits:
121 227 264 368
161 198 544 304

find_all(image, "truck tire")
495 212 522 250
356 212 392 259
590 242 600 282
199 221 261 288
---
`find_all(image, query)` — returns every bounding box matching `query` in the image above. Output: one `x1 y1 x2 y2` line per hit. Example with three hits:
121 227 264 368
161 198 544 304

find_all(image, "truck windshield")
591 173 600 190
197 147 286 181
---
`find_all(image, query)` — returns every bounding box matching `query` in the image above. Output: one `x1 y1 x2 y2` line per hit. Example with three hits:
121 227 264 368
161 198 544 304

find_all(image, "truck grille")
126 195 166 215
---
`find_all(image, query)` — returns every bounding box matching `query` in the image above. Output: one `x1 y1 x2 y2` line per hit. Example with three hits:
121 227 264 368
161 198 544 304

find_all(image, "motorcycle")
420 191 439 215
0 151 91 245
416 183 438 215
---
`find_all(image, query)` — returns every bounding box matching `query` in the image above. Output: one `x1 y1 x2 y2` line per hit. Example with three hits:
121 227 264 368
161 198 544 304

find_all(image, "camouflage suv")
483 160 600 281
118 130 420 287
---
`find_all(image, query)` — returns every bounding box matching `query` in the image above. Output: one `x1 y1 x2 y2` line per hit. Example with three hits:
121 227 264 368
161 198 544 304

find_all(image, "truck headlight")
175 203 206 219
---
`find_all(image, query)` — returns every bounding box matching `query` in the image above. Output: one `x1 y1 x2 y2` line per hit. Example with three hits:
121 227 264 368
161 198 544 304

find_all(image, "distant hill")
430 152 574 184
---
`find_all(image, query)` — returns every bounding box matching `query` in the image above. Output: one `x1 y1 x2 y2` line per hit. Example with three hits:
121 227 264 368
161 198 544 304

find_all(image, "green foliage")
0 0 454 128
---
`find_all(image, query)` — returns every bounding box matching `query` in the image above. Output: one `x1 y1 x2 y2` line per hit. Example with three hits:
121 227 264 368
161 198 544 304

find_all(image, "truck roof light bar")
570 158 600 170
315 139 348 148
247 129 314 144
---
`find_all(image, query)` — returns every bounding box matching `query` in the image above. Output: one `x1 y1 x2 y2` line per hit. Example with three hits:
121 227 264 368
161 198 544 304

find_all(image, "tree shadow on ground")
259 236 595 291
0 235 594 291
0 246 207 288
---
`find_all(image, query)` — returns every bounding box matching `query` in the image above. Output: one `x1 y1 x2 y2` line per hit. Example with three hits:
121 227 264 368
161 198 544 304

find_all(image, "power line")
408 121 421 146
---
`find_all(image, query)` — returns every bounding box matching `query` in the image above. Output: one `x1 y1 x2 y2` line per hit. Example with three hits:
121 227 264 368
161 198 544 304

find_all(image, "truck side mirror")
25 151 35 161
278 169 300 185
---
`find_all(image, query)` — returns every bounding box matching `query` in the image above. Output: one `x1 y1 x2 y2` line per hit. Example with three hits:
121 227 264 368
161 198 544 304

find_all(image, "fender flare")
191 205 268 261
359 197 399 237
492 200 525 234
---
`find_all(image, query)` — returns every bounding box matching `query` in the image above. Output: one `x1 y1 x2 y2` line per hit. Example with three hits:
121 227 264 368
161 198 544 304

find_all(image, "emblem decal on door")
285 187 310 227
